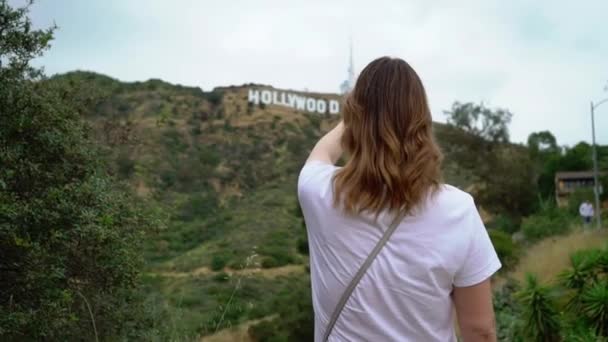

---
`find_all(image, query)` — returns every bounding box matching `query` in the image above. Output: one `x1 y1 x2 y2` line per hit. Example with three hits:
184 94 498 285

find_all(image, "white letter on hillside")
295 95 306 110
329 100 340 114
306 98 316 112
261 90 272 105
248 89 260 105
272 91 279 105
316 99 327 114
287 93 297 108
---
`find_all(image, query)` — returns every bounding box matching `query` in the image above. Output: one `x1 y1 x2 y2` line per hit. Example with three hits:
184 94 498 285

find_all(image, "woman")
298 57 501 341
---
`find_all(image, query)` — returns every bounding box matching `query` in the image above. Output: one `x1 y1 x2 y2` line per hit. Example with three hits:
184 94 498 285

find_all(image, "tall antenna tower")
340 38 355 94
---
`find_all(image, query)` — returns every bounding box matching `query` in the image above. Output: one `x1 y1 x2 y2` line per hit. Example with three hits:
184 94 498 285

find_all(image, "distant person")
579 200 594 227
298 57 501 341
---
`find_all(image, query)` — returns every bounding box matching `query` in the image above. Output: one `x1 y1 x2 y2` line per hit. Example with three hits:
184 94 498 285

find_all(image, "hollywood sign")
248 89 340 115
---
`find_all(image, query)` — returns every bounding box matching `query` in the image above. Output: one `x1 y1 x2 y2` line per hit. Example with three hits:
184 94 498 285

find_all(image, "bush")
115 151 136 179
204 90 223 106
516 274 561 341
211 255 228 271
296 237 309 255
258 231 296 268
488 230 519 270
494 279 524 341
212 272 230 283
521 206 572 242
249 277 314 342
487 214 520 234
261 257 279 269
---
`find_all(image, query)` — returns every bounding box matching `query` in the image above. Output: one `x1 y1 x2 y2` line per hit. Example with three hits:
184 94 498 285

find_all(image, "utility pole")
590 97 608 229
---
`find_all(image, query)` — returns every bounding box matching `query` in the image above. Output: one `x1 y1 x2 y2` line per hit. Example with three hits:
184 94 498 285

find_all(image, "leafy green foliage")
494 279 524 342
488 230 520 270
517 274 561 342
248 276 314 342
521 204 573 242
508 245 608 341
211 254 228 271
0 2 161 339
443 102 538 217
487 214 520 234
444 102 513 143
580 281 608 336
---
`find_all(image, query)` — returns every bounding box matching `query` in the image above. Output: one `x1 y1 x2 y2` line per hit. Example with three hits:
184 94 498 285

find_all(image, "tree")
0 2 161 339
443 102 536 217
528 131 559 157
444 102 513 143
527 131 561 199
561 142 593 171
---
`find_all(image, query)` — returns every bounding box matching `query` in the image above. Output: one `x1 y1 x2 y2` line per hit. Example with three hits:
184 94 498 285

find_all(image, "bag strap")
322 212 405 341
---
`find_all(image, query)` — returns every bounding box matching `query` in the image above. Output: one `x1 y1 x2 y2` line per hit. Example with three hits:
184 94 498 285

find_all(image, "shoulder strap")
322 212 405 342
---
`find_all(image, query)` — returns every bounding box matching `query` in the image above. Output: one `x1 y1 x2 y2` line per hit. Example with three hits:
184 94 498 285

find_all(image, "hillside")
48 71 484 338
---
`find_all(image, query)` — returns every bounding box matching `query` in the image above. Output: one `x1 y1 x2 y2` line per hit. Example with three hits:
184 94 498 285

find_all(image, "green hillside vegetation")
46 70 537 339
3 2 608 340
41 71 608 340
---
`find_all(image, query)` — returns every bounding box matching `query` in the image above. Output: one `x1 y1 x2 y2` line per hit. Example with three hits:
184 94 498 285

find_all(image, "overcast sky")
16 0 608 145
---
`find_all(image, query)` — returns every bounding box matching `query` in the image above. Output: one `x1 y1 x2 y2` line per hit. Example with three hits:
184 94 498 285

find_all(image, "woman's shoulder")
297 160 339 198
430 184 476 211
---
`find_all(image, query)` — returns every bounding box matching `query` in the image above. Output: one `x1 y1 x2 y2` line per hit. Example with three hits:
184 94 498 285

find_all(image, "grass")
141 272 308 339
508 227 608 285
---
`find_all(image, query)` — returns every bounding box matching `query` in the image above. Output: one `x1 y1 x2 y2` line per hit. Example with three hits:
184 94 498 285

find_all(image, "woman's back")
298 161 501 341
298 56 501 341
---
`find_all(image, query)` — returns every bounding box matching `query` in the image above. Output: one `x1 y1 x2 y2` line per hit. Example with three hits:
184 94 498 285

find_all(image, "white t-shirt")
579 202 594 217
297 161 502 342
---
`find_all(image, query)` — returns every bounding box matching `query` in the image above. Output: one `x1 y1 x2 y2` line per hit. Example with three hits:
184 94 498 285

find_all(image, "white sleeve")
297 161 336 200
453 200 502 287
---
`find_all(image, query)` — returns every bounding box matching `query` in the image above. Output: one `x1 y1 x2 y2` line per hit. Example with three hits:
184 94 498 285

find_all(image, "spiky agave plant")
559 249 603 310
580 280 608 337
517 273 561 342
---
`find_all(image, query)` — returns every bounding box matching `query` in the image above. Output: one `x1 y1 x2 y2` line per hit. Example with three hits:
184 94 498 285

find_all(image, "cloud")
19 0 608 145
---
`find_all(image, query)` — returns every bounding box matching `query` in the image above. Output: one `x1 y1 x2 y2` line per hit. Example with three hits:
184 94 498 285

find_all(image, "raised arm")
453 279 497 342
306 121 344 165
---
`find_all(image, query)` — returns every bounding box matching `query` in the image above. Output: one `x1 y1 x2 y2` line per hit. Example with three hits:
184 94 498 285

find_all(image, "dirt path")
200 316 276 342
148 264 305 279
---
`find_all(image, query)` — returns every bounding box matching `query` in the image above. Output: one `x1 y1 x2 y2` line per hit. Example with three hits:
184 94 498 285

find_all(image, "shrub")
261 257 279 269
249 277 313 342
487 214 520 234
212 272 230 283
488 229 519 270
494 279 524 342
204 90 223 106
521 206 572 242
296 237 309 255
115 151 136 179
580 280 608 336
517 274 561 342
211 255 228 271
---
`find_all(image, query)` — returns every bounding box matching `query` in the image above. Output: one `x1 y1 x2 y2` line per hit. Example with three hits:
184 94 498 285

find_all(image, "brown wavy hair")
333 57 443 217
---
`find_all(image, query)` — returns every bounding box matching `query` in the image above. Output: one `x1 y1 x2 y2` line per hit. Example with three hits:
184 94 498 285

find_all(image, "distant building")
340 39 355 94
555 171 604 206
